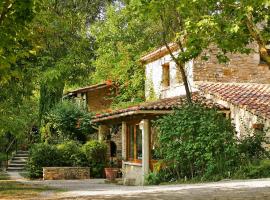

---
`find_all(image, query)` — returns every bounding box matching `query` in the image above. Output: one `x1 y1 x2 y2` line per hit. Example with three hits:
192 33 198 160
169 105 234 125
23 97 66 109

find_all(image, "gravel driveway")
20 178 270 200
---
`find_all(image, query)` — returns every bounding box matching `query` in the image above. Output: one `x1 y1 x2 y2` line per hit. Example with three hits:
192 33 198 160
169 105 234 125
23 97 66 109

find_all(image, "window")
127 123 142 162
162 63 170 87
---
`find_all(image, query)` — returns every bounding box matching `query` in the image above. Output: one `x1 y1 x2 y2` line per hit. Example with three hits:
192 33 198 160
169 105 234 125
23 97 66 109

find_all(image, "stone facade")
43 167 90 180
87 86 115 112
144 44 270 100
203 93 270 144
194 45 270 84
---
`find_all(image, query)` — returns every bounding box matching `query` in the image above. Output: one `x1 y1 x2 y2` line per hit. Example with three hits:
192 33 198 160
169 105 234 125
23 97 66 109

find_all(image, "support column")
98 125 108 141
121 121 127 160
140 119 150 185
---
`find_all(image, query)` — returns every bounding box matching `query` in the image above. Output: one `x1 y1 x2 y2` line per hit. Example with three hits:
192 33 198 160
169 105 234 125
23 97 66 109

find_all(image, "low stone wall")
43 167 90 180
123 162 143 186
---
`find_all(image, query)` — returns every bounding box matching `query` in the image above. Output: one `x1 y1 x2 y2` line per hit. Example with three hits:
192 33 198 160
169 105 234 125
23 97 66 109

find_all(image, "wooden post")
121 121 127 160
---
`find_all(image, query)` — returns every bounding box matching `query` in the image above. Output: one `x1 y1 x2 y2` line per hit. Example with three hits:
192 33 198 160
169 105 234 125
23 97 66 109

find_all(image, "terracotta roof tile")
92 93 226 122
198 82 270 120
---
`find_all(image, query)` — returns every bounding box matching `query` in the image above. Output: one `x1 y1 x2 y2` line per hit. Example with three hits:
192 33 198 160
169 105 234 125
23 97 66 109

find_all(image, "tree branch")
0 0 13 25
245 12 270 67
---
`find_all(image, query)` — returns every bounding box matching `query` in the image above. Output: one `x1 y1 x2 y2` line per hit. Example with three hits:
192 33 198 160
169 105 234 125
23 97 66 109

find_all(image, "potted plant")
104 159 119 181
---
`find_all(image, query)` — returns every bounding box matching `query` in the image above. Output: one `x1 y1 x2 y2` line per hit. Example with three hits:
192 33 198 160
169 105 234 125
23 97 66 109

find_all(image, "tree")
129 0 205 103
205 0 270 67
154 104 239 180
0 0 37 85
28 0 113 120
91 2 163 107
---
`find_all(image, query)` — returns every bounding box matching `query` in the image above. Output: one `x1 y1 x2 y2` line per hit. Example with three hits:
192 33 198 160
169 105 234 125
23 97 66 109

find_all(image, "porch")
92 94 227 185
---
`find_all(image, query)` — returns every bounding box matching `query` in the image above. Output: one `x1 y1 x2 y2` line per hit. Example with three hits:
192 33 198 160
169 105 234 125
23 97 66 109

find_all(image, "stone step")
7 167 25 171
9 163 26 167
15 154 29 157
15 156 28 159
11 159 27 164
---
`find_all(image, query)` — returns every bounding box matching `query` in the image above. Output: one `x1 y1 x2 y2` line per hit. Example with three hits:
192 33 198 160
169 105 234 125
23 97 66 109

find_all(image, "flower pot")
104 168 119 180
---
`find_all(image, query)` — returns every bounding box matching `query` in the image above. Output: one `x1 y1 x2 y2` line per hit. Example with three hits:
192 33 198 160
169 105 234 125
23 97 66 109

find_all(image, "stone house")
65 81 123 161
92 43 270 185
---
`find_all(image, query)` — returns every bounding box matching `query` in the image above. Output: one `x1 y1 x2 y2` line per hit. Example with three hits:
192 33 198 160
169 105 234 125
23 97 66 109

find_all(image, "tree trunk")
177 62 192 104
164 44 193 104
245 13 270 68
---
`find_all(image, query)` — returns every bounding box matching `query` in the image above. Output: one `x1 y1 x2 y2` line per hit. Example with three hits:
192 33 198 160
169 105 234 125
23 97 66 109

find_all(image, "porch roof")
197 82 270 120
92 93 227 123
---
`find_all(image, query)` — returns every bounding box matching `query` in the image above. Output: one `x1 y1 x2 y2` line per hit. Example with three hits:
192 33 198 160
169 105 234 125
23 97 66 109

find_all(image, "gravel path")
20 178 270 200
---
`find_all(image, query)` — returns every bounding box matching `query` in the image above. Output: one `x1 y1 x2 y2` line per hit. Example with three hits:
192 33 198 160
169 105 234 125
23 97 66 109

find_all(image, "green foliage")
238 132 268 162
27 143 61 178
91 2 162 106
235 160 270 179
56 141 87 167
41 101 94 143
0 0 37 84
154 104 239 181
82 140 108 178
130 0 270 66
27 140 107 178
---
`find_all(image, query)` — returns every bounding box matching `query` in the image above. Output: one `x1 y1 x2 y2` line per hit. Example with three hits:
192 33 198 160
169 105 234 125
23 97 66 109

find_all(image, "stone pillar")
140 119 150 185
121 121 127 160
98 125 108 141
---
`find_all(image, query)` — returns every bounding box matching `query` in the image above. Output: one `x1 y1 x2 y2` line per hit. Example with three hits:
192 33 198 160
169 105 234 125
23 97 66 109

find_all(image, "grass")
0 170 9 180
0 180 61 199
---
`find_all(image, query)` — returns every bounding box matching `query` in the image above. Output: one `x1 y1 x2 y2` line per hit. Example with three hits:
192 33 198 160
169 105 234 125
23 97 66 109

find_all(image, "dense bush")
82 140 108 178
238 132 268 162
154 104 240 182
27 143 61 178
27 140 107 178
41 101 95 143
235 160 270 179
56 141 87 167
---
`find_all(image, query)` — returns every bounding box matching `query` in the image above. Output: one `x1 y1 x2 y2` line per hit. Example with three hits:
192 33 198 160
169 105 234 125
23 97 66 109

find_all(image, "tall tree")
29 0 112 120
91 2 163 107
0 0 37 84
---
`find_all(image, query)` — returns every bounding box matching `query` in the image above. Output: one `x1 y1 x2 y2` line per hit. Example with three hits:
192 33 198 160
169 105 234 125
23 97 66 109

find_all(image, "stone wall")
87 86 115 112
193 45 270 84
203 93 270 143
43 167 90 180
144 43 270 100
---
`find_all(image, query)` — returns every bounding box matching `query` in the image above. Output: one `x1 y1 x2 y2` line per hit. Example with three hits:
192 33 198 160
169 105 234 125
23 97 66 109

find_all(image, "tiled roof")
92 93 226 122
65 80 114 95
140 43 178 64
198 82 270 120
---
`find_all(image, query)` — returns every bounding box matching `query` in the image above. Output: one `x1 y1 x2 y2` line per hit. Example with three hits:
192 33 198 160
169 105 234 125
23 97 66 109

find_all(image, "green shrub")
238 132 268 162
41 101 95 143
154 104 240 181
82 140 107 178
57 141 87 167
146 172 161 185
27 143 61 178
235 160 270 179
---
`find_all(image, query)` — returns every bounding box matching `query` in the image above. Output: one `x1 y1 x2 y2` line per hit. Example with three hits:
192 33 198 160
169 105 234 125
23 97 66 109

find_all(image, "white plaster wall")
145 52 196 100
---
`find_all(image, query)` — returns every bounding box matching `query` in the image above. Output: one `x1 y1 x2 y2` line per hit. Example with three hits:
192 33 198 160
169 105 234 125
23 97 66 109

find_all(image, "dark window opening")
110 141 117 157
